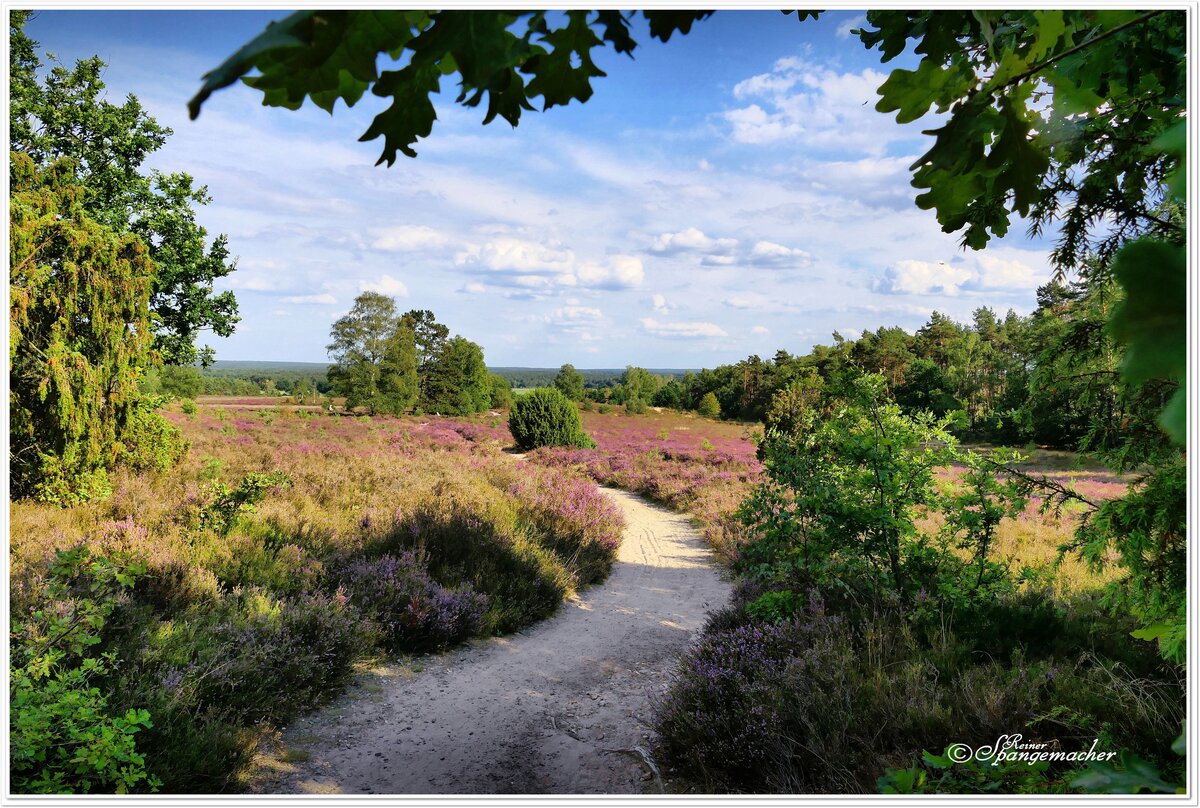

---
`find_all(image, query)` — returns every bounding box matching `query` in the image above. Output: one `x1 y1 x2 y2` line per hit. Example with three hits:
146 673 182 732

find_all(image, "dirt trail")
251 486 731 795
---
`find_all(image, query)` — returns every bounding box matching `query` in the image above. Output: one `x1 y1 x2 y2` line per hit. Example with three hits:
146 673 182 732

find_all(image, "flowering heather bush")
657 593 1184 793
528 410 761 563
506 473 623 585
341 552 487 652
10 405 624 791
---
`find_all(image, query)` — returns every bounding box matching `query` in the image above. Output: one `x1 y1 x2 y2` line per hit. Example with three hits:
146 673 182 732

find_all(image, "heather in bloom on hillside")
528 410 762 563
9 401 624 791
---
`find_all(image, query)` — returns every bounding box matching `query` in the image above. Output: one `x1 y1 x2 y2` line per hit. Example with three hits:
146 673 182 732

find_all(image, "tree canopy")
189 10 716 165
327 292 419 415
12 11 239 367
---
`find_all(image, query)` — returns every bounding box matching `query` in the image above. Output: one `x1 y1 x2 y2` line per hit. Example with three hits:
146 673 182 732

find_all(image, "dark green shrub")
658 602 1183 793
624 396 648 415
340 552 487 652
508 387 595 450
111 589 369 791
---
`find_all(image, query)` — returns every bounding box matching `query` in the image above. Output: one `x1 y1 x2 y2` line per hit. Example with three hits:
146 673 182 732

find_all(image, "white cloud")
547 305 603 326
371 225 448 251
576 255 644 289
454 236 640 291
725 293 771 310
649 227 738 256
281 293 337 305
359 275 410 296
458 282 487 295
455 236 574 274
733 70 801 100
752 325 770 335
722 57 907 156
747 240 815 268
875 250 1049 296
651 293 671 314
640 317 729 339
970 253 1045 290
875 260 973 296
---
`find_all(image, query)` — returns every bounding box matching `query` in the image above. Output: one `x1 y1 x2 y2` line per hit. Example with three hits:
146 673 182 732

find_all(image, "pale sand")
249 485 732 795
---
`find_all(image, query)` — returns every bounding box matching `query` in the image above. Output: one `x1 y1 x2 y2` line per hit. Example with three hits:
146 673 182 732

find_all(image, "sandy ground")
249 486 732 795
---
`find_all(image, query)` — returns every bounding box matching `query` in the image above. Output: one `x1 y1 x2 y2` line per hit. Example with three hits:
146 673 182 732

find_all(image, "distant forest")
164 361 692 397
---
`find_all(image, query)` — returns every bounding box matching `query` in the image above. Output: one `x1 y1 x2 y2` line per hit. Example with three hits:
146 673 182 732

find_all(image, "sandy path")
251 486 731 795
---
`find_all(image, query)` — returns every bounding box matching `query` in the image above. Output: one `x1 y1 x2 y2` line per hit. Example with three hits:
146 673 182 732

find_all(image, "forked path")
252 486 731 794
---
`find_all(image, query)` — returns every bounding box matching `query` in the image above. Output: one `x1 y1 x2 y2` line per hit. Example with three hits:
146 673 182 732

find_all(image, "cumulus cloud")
455 236 574 274
970 253 1045 290
649 227 738 256
722 57 907 156
371 225 448 251
458 282 487 295
747 240 815 268
281 293 337 305
455 236 640 291
576 255 645 289
875 260 972 296
875 250 1049 296
752 325 771 335
546 305 603 326
640 317 729 339
359 275 410 296
650 293 671 314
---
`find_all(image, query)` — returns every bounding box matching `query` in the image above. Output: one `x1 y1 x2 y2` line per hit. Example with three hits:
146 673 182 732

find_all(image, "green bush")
624 396 648 415
697 391 721 418
200 471 291 536
118 397 190 473
508 387 596 450
179 399 198 415
10 548 160 794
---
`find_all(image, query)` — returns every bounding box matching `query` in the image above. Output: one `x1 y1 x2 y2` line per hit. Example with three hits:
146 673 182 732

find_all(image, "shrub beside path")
250 485 731 794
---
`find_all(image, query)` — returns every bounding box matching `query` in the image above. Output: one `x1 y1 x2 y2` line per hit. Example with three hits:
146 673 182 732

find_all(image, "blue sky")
24 10 1058 367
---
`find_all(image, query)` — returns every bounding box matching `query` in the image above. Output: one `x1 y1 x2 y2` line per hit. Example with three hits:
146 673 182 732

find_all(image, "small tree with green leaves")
741 375 1021 614
326 292 418 415
696 392 721 419
553 363 585 401
488 373 513 409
